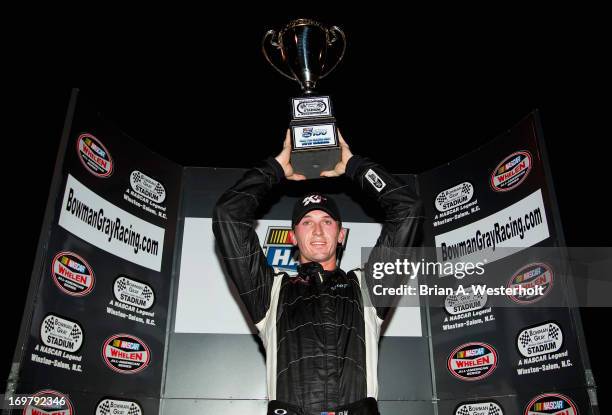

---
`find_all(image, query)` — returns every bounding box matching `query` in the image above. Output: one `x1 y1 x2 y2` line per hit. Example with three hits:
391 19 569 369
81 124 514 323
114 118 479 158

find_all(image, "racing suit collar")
297 261 346 286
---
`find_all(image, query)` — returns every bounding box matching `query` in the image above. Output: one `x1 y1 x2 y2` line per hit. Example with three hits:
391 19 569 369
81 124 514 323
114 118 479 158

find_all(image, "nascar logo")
264 227 299 273
490 151 532 192
524 393 578 414
448 342 498 381
77 133 114 177
507 263 554 304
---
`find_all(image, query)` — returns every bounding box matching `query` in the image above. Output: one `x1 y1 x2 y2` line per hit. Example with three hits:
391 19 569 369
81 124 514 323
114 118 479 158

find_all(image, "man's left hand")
320 130 353 177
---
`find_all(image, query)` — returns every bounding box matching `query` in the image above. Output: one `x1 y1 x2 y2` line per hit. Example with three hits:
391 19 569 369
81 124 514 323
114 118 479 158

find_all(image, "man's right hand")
275 130 307 181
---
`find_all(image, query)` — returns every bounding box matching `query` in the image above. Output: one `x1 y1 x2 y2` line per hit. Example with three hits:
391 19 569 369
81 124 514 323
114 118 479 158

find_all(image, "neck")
300 256 337 271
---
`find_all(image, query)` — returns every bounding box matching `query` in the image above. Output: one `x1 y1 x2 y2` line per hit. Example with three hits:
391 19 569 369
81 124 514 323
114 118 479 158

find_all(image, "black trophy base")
291 147 341 179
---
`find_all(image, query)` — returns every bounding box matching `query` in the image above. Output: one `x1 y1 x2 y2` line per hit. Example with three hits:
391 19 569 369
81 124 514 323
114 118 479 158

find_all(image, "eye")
324 220 333 225
302 220 311 226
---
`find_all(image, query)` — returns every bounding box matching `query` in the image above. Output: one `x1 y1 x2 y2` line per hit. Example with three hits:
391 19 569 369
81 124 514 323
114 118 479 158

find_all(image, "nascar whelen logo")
77 133 113 177
524 393 579 415
447 342 498 381
263 226 349 273
102 333 150 374
22 389 73 415
490 151 532 192
507 263 553 304
51 251 95 297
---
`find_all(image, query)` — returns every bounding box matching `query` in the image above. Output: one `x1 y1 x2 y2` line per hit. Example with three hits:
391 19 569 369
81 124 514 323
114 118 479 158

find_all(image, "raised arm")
212 131 305 325
322 132 423 320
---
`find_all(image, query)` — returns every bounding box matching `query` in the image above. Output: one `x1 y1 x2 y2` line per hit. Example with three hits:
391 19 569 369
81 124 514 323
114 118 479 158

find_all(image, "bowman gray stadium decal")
40 314 83 354
96 398 143 415
113 275 155 310
445 285 488 315
516 321 563 358
455 401 504 415
436 182 474 212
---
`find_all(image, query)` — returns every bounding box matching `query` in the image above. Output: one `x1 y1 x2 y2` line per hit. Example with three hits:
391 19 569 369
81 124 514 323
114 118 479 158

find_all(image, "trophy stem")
303 81 316 94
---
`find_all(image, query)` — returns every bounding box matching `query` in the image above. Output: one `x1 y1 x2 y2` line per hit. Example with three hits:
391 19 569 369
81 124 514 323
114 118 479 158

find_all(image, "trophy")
263 18 346 179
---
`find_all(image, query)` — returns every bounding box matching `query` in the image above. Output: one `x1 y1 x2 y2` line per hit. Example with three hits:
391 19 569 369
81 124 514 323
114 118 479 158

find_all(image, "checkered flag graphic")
154 182 164 196
487 403 502 415
142 286 153 301
457 407 470 415
447 295 458 307
117 278 127 291
70 324 82 341
98 400 111 415
132 172 143 184
462 183 472 194
548 323 560 340
519 331 531 347
43 318 55 334
436 193 447 204
128 403 141 415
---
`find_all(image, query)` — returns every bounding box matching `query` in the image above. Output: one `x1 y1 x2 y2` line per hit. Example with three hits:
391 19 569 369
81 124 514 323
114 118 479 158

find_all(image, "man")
212 131 422 415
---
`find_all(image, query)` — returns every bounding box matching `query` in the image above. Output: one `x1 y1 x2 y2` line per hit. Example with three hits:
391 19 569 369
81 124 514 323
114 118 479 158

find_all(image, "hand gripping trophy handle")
262 29 297 82
320 26 347 80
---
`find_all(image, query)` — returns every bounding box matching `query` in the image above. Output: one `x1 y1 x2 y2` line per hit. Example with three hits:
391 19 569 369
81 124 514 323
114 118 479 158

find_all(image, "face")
291 209 344 266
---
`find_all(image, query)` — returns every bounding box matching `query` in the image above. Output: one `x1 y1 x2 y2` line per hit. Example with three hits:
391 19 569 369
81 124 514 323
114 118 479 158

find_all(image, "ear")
288 229 297 246
337 227 346 244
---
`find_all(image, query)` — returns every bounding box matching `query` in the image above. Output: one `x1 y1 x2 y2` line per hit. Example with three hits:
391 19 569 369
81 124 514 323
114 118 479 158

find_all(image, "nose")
313 222 323 235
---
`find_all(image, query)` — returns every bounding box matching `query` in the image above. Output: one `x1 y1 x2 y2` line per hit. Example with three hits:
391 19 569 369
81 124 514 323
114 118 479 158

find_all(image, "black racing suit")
212 155 422 415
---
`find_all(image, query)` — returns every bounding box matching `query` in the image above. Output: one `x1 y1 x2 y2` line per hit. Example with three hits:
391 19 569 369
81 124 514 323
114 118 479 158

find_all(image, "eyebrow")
302 214 333 219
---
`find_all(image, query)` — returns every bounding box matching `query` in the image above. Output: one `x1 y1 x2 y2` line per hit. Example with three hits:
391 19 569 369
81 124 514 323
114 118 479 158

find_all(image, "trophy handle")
262 29 298 82
321 25 347 79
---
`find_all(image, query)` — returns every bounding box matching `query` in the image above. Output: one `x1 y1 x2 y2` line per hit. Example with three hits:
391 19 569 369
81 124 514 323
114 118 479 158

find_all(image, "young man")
212 131 422 415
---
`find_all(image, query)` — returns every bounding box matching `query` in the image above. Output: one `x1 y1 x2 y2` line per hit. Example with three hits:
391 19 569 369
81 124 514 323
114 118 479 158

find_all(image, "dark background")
5 9 609 411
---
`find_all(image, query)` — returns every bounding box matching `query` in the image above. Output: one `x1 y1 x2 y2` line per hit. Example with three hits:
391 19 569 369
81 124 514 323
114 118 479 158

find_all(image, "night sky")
5 10 609 406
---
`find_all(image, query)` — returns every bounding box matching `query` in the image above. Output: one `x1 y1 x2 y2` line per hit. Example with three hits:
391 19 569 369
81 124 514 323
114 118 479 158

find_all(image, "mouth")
310 241 327 247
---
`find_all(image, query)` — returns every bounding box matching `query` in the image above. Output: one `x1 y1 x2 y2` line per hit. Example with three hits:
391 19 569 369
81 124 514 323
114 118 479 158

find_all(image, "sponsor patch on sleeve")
365 169 386 192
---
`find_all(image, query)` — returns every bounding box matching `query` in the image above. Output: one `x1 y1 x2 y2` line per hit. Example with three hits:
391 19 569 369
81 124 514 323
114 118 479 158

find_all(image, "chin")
302 251 331 263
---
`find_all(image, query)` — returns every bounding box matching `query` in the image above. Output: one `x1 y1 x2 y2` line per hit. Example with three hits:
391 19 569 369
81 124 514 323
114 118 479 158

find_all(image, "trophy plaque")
263 18 346 179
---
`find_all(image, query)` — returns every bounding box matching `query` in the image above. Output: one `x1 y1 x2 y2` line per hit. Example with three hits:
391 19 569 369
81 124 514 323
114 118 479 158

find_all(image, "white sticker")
292 123 336 149
365 169 386 192
435 182 474 212
96 398 143 415
40 314 83 353
292 96 332 119
517 322 563 358
435 189 550 265
59 174 165 272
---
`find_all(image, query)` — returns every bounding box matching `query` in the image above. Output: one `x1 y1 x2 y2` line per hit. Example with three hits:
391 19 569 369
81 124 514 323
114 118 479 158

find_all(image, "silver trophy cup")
263 19 346 179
